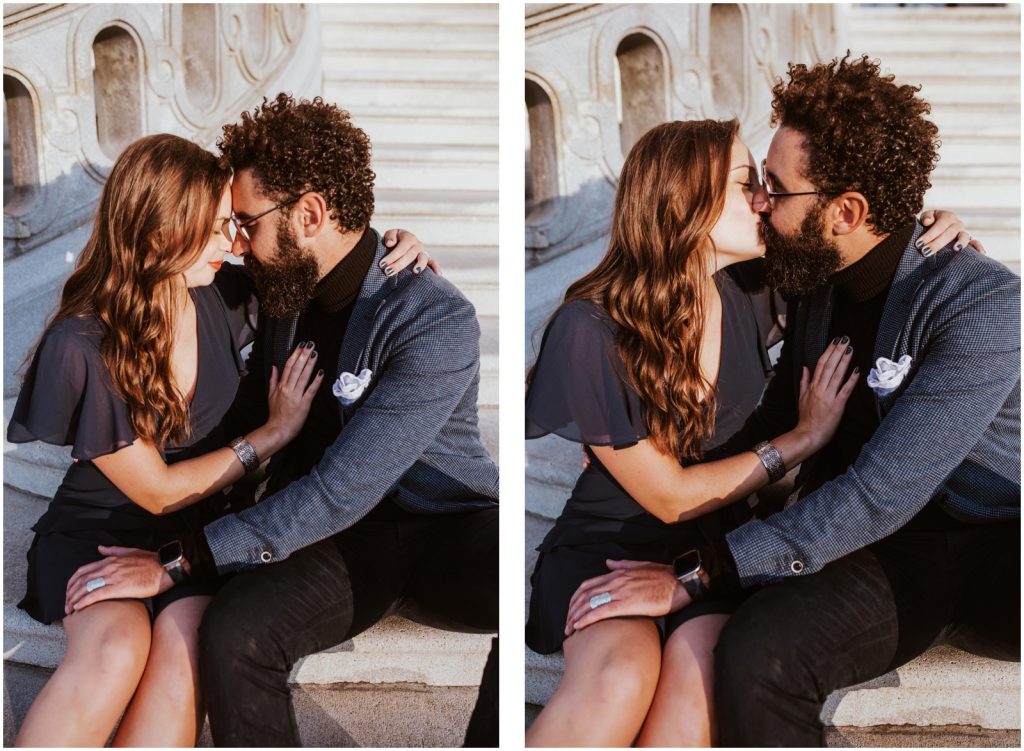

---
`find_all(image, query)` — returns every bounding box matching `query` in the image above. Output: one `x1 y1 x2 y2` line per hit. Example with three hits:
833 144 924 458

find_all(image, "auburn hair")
42 133 231 449
556 119 738 461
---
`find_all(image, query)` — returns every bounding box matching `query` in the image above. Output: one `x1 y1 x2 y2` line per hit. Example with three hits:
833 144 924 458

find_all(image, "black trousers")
198 498 498 747
715 505 1020 747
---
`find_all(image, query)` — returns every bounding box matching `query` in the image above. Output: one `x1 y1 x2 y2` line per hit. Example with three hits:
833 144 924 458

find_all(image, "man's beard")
245 217 320 318
761 202 844 297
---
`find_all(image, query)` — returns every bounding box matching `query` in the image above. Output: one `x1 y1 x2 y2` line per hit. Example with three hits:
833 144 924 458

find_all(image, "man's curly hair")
770 54 939 234
218 93 374 232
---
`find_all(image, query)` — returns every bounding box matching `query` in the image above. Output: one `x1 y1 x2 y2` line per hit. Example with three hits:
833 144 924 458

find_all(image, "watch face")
673 549 701 580
159 541 184 568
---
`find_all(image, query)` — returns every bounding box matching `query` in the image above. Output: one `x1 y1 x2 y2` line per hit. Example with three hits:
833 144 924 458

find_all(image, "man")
569 55 1019 745
186 94 498 745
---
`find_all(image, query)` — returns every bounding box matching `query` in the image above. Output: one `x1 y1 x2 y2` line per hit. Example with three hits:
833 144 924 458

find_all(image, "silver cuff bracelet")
753 440 786 484
229 436 260 474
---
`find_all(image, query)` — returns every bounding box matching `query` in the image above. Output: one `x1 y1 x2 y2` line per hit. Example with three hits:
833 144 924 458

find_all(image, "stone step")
5 661 480 748
847 29 1020 54
849 7 1019 31
937 135 1021 167
355 114 497 147
321 21 497 53
321 49 498 82
376 144 498 166
372 158 498 193
320 3 497 26
322 78 497 114
873 57 1021 79
913 81 1020 108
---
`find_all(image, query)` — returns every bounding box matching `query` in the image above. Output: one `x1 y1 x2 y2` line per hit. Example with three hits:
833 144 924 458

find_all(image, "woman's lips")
209 261 223 271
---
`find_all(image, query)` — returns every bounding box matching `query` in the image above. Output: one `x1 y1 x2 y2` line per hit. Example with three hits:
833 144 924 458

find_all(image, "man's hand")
65 546 173 615
564 559 691 636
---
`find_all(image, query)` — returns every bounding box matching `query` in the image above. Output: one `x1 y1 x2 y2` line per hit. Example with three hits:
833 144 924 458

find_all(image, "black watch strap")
165 561 187 585
679 574 706 600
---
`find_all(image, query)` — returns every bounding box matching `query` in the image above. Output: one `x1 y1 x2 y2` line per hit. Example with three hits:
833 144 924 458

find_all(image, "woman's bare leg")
636 613 730 748
111 596 212 747
526 618 661 747
13 600 151 747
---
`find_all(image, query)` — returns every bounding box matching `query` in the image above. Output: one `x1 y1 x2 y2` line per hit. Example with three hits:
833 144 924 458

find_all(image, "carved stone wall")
3 3 321 259
524 3 843 265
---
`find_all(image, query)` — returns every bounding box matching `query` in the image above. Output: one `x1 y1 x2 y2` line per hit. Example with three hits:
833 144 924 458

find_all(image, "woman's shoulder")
41 316 106 356
548 299 618 339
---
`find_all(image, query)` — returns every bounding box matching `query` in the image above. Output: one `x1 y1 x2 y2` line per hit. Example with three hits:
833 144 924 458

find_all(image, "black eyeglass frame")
760 158 843 206
230 193 306 241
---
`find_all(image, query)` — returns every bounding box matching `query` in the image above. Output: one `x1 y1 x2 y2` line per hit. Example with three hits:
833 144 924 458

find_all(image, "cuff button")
790 560 804 573
260 551 272 563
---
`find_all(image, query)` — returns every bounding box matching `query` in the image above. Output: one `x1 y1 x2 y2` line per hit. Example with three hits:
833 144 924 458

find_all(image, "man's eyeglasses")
760 159 841 208
230 194 305 242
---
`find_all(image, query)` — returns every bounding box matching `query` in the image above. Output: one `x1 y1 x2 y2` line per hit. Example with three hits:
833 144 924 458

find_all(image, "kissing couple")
9 93 498 747
525 54 1019 747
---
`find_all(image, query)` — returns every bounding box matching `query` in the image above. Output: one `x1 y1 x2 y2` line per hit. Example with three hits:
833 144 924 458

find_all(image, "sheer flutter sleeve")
7 319 135 461
526 301 648 448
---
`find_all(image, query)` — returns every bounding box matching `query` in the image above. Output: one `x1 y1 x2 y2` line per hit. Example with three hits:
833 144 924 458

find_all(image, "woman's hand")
563 560 689 636
65 546 172 615
381 229 441 277
918 209 985 256
794 338 859 452
264 342 324 443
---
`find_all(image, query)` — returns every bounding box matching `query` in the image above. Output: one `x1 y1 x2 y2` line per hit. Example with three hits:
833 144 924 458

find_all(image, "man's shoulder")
390 267 477 318
924 248 1020 312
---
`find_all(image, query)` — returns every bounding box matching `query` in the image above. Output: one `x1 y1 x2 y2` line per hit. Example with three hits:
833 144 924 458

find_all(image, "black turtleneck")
803 222 915 492
265 227 377 493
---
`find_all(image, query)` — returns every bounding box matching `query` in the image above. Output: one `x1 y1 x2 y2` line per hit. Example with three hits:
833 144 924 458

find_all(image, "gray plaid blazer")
727 222 1020 586
204 231 499 573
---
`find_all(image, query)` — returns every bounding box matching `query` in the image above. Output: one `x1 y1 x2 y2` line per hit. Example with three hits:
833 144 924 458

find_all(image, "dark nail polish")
297 340 306 348
311 351 317 358
922 246 932 256
306 341 315 349
845 345 853 355
831 337 840 345
413 266 422 274
954 243 963 251
840 335 850 345
384 266 396 277
317 369 324 377
915 239 923 249
854 366 860 373
378 259 388 270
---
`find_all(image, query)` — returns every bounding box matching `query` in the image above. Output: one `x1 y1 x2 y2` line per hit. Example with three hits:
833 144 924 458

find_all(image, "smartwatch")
158 540 187 585
672 549 708 601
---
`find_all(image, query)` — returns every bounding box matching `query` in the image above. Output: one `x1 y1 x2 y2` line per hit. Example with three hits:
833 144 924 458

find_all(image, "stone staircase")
4 5 498 745
846 4 1021 273
319 3 499 445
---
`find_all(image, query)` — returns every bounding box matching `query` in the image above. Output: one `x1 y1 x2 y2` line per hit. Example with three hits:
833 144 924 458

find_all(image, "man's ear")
295 192 330 238
829 192 870 236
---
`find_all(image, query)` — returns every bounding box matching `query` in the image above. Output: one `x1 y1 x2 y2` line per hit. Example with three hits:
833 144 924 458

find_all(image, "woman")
7 133 431 747
524 119 974 747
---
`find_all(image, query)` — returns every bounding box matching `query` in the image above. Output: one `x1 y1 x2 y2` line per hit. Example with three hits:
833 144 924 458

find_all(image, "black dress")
7 265 258 624
525 261 780 654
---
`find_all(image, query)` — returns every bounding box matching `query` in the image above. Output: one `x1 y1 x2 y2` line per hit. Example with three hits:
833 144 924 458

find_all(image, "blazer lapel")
335 229 395 417
872 222 941 416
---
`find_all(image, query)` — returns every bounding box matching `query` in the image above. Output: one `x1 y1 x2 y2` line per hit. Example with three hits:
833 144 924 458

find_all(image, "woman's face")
708 137 768 271
183 184 234 288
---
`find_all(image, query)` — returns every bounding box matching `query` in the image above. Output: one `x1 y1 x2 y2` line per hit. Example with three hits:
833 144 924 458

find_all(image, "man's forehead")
766 126 808 176
230 169 268 211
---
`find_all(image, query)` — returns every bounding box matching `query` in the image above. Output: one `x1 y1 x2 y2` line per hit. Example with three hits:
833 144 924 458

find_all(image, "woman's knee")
567 627 661 705
75 619 151 684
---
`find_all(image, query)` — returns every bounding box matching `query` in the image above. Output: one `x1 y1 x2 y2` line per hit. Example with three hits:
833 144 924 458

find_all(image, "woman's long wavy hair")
39 133 231 450
556 119 738 462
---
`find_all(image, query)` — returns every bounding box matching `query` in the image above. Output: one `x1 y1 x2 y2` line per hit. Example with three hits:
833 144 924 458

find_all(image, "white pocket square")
332 368 373 405
867 355 912 397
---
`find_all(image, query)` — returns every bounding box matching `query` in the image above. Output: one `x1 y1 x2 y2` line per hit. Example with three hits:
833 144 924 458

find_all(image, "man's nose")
752 184 771 214
230 233 249 257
